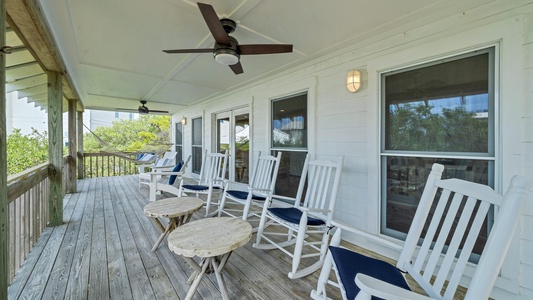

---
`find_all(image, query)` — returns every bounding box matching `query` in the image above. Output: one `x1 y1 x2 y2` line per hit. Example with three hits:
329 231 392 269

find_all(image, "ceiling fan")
116 100 169 115
163 2 293 75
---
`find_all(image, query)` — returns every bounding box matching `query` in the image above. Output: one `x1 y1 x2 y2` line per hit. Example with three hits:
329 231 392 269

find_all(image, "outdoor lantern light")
181 117 187 126
346 69 361 93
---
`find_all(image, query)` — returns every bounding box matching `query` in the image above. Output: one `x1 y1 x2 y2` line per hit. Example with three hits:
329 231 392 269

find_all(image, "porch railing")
6 156 72 283
6 162 51 282
6 152 140 283
82 152 139 178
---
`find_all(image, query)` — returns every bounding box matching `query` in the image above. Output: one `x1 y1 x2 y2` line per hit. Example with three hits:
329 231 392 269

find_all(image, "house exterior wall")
520 12 533 299
172 4 533 299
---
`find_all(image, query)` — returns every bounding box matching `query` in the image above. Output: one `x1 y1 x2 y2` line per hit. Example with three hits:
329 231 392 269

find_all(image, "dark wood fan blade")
115 108 138 112
229 62 243 75
238 44 293 55
197 3 230 45
163 48 213 54
148 110 170 114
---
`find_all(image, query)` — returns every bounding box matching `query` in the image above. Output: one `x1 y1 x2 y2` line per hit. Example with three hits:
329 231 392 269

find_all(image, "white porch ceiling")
34 0 507 114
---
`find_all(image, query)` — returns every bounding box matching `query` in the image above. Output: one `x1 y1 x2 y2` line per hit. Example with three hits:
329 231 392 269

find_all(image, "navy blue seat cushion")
329 246 411 300
182 184 220 191
226 190 266 201
168 161 184 185
267 207 325 226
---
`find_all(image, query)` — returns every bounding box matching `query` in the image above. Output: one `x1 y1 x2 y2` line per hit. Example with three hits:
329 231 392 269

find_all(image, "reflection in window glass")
384 53 490 154
272 93 307 149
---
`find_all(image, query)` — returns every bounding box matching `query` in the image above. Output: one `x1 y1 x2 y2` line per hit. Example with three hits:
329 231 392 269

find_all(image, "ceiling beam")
6 0 83 110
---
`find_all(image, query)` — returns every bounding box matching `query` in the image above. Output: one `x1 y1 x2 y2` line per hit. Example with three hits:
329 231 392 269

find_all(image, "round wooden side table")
143 197 203 251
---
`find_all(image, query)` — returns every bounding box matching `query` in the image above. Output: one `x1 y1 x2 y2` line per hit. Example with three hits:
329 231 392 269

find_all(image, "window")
175 122 183 162
191 117 203 173
381 48 496 256
271 92 308 197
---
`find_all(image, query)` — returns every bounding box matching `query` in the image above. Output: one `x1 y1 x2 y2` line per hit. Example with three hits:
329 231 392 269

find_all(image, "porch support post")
67 99 76 193
47 71 63 226
77 110 84 179
1 0 9 297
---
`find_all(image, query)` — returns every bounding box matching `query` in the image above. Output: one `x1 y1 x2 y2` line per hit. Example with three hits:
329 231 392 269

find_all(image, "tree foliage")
7 128 49 175
84 115 171 154
387 104 488 152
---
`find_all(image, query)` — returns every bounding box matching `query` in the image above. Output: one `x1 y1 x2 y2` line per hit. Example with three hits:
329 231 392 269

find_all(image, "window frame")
379 46 498 244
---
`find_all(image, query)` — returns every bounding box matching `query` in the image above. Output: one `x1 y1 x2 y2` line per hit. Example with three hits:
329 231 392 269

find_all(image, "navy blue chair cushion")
329 246 411 300
182 184 220 191
168 161 184 185
267 207 326 226
226 190 266 201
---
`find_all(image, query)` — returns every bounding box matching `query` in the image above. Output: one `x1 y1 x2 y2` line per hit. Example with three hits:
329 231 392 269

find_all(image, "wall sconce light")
346 69 362 93
181 117 187 126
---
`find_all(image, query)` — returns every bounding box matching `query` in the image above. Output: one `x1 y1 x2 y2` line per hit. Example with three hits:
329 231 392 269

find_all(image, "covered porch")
8 175 352 299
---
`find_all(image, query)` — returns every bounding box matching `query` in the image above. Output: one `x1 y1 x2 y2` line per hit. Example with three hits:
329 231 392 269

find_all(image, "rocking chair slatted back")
302 157 343 221
197 149 227 187
397 164 529 299
249 152 281 194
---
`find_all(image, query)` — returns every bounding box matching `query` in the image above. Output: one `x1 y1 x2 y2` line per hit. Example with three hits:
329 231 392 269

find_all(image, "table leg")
149 217 165 232
185 257 211 300
151 217 178 251
212 252 232 300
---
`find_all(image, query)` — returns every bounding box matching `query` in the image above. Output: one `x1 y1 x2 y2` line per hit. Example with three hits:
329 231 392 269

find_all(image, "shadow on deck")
7 175 345 299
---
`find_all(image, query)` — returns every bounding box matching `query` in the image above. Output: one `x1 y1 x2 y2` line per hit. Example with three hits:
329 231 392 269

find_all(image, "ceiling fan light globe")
214 50 239 65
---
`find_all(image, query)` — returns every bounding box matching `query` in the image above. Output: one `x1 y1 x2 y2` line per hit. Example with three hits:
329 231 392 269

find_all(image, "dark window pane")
174 146 183 162
272 150 307 198
384 53 490 153
175 123 183 145
272 93 307 149
192 146 203 173
192 118 202 145
192 117 202 173
383 156 491 255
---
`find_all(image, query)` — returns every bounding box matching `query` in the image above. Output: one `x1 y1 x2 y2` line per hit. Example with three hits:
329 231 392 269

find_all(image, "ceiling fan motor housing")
220 18 236 33
214 36 240 65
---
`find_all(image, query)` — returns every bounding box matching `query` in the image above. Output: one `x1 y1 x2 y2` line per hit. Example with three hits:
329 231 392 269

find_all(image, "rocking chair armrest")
151 165 175 170
150 171 184 176
136 163 155 169
331 220 403 251
271 195 297 203
355 274 433 300
223 180 248 190
247 186 272 194
299 207 331 214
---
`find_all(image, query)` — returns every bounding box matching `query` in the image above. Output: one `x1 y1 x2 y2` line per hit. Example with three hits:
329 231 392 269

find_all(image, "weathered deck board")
101 177 133 300
8 175 347 300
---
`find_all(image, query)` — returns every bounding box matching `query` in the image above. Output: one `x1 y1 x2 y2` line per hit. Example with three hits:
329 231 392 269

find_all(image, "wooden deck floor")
7 175 345 300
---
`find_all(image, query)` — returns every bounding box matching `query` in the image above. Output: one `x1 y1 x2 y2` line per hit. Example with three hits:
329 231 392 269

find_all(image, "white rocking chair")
218 152 282 227
138 151 177 187
311 163 532 300
253 154 344 279
177 150 228 217
147 155 191 202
